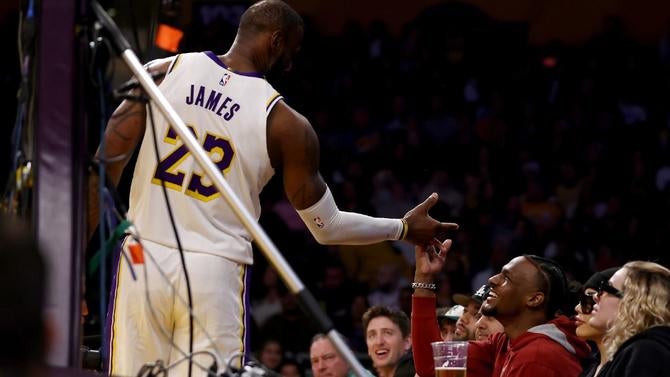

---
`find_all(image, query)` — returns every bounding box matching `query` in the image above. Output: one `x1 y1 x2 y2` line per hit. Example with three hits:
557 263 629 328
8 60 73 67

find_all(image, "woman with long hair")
593 261 670 377
574 268 619 377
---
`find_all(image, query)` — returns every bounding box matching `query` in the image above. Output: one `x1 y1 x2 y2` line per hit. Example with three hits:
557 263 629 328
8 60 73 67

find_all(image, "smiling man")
362 306 415 377
452 285 489 340
473 309 504 341
411 241 590 377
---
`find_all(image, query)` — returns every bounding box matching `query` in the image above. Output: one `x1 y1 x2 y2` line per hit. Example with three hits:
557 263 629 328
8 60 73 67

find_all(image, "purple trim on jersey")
243 265 252 365
266 93 283 111
204 51 265 78
103 237 124 374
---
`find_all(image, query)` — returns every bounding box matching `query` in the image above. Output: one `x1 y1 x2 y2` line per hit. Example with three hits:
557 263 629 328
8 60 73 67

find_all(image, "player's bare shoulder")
266 100 318 169
268 100 310 131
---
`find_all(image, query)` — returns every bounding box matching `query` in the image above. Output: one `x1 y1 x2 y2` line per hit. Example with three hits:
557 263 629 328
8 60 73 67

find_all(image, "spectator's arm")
411 295 441 377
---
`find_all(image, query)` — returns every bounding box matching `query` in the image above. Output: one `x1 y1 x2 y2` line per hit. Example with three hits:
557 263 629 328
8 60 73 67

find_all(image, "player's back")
128 51 282 264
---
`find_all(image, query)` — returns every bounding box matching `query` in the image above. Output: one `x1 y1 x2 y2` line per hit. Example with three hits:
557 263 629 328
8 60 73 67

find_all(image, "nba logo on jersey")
219 73 231 86
313 217 324 228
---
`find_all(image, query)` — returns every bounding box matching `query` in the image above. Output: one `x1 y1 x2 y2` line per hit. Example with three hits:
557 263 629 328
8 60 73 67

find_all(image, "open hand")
403 193 458 246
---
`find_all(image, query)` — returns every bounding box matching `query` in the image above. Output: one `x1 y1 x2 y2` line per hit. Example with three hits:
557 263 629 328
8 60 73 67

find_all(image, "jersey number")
151 125 235 202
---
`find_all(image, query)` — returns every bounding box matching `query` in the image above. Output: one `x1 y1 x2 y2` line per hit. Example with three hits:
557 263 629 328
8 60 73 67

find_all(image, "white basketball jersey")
128 51 282 264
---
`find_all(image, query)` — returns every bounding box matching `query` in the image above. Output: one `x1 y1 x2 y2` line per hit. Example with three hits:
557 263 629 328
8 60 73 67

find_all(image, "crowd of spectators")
68 1 670 375
177 4 670 370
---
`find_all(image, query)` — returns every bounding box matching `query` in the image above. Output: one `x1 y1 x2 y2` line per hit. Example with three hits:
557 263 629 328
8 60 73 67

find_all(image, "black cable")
3 1 34 215
88 28 119 352
164 351 219 375
146 101 195 377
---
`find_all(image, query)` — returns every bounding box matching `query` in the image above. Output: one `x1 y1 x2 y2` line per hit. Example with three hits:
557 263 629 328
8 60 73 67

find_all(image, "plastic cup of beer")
431 341 468 377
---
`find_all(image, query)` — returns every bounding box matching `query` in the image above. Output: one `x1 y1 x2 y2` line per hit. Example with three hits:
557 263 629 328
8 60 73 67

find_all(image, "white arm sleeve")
296 187 403 245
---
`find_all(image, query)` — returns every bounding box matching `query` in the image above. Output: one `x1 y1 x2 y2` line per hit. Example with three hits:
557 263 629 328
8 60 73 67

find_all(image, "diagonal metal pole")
90 2 367 377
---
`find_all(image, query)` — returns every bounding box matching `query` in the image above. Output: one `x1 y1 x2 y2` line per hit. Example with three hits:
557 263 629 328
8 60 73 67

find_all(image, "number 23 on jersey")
151 125 235 202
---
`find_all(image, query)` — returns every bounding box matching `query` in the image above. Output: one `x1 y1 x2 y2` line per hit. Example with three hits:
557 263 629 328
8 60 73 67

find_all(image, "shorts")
105 237 251 376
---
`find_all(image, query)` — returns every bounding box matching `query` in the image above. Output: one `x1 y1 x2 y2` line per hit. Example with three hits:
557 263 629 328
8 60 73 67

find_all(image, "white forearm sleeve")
296 187 403 245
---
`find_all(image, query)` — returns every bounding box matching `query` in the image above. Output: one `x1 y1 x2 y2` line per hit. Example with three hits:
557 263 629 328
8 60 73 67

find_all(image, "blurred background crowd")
231 2 670 364
205 4 670 372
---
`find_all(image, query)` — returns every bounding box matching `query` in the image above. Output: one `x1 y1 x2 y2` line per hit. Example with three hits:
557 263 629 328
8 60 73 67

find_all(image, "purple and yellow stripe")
266 92 282 113
167 54 182 75
104 237 127 375
237 264 252 367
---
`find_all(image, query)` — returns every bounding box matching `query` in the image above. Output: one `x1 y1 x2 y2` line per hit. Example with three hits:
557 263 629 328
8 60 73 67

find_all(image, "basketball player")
93 1 458 375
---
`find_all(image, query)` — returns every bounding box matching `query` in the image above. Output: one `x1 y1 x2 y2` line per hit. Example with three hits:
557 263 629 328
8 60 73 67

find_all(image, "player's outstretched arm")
267 101 458 246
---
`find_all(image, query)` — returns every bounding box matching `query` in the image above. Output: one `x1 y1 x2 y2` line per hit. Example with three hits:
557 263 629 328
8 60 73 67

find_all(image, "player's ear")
270 30 284 51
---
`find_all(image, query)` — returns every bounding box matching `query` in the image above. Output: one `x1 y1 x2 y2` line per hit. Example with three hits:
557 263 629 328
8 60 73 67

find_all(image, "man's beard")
481 304 497 317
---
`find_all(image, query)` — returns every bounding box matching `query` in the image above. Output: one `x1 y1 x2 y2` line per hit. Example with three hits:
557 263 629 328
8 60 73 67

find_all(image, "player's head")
237 0 304 74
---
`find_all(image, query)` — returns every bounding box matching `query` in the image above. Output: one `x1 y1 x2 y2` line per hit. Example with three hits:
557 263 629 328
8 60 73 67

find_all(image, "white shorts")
105 237 251 376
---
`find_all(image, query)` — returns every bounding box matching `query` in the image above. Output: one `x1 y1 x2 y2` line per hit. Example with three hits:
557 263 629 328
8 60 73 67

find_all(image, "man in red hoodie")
411 241 590 377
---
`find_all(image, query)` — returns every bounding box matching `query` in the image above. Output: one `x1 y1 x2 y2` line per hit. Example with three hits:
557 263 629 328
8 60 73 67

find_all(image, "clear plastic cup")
431 341 468 377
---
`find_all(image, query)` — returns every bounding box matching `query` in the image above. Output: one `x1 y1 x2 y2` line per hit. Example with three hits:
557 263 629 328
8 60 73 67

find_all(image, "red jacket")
412 295 591 377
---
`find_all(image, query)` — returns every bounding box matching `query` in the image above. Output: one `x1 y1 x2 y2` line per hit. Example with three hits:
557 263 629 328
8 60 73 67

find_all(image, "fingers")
429 238 443 254
416 239 450 277
440 222 459 230
414 192 439 213
440 239 453 257
434 221 459 240
430 238 452 259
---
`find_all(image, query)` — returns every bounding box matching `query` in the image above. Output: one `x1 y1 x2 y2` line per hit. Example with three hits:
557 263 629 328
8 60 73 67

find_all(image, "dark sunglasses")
579 292 596 314
597 280 624 299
